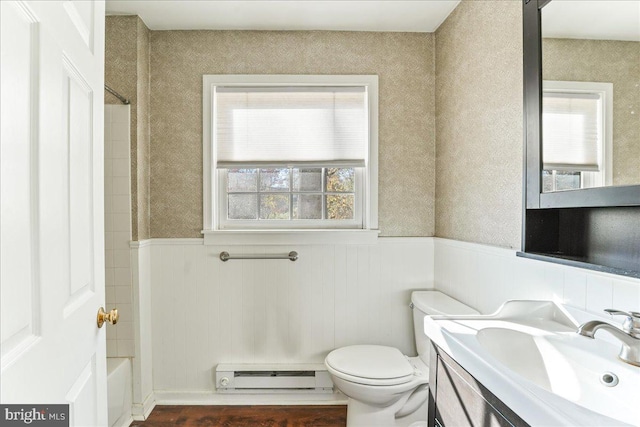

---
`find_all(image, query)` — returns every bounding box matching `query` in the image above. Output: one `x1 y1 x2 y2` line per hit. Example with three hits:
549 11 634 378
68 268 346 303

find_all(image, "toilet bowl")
325 291 478 427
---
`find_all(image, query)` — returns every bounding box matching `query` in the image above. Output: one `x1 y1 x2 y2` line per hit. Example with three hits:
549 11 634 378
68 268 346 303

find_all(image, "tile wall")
105 105 134 358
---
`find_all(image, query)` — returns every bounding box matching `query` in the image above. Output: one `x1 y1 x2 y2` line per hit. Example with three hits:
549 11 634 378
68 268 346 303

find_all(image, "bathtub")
107 358 132 427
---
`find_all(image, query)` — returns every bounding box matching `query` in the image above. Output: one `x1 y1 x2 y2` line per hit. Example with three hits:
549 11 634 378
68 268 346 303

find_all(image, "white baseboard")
114 416 133 427
153 391 348 406
131 393 156 421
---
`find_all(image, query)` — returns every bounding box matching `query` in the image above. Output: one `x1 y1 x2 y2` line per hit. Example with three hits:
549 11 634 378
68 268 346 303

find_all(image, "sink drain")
600 372 619 387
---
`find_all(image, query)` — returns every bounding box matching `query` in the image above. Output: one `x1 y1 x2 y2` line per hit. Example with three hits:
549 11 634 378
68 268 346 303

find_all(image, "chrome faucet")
577 309 640 367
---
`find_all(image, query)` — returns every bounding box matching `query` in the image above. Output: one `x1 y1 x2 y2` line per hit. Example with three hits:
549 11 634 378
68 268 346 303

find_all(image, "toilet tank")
411 291 479 365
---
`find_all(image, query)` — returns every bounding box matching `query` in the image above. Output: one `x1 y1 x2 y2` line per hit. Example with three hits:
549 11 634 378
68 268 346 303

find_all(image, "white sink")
424 300 640 427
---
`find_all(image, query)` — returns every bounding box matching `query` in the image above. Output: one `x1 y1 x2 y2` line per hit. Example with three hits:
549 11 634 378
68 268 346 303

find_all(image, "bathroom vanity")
427 344 528 427
424 301 639 427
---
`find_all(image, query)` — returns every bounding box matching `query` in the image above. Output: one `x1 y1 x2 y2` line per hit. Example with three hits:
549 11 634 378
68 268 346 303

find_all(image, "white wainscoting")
434 238 640 316
138 236 639 398
147 237 434 392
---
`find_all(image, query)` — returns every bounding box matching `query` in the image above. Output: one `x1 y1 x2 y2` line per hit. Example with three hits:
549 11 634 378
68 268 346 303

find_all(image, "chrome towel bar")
219 251 298 262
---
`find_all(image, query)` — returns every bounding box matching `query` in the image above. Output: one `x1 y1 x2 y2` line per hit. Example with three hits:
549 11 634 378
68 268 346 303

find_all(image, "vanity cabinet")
427 344 529 427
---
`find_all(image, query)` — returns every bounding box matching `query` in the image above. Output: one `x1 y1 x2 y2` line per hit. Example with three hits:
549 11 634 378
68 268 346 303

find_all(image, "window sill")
202 229 380 245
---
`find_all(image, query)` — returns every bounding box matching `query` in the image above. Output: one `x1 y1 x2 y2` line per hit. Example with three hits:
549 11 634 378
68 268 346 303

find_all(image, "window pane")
555 171 581 191
293 194 322 219
260 168 290 192
228 194 257 219
228 169 258 192
260 194 290 219
326 194 354 220
326 168 354 192
293 168 322 192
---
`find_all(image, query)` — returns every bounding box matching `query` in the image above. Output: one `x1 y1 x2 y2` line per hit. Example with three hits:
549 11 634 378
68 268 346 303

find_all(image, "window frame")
202 74 379 236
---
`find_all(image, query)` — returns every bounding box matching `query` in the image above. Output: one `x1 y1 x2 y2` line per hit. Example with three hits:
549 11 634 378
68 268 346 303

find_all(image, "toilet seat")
325 345 415 386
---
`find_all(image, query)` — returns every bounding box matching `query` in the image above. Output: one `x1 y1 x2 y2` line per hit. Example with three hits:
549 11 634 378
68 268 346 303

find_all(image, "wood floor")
130 405 347 427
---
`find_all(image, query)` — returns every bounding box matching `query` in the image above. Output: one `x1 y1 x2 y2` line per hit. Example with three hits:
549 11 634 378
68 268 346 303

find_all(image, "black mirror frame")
523 0 640 210
521 0 640 278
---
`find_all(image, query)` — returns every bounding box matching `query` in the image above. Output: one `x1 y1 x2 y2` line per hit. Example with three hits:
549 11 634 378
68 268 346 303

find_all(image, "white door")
1 1 107 425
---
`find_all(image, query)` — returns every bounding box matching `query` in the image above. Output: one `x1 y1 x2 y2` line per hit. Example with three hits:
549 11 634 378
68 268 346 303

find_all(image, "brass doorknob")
97 307 119 328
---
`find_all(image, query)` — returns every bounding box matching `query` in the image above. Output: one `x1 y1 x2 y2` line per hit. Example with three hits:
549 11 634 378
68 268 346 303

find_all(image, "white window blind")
215 86 367 168
542 92 601 171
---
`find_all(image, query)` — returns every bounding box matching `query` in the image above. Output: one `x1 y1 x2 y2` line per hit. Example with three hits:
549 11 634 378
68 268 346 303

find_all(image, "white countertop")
424 301 636 427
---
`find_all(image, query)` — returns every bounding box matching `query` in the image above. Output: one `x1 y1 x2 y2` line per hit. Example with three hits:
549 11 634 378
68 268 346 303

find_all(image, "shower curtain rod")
104 84 130 105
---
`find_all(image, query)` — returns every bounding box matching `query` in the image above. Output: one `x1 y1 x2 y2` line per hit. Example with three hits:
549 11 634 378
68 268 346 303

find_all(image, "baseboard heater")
215 364 333 393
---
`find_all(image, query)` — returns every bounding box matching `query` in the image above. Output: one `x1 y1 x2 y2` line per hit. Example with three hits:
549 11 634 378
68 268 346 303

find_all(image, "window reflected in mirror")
541 0 640 191
541 81 612 192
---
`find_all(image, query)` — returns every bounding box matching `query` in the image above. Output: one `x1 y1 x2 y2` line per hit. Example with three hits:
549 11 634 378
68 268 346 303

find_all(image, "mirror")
521 0 640 278
540 0 640 192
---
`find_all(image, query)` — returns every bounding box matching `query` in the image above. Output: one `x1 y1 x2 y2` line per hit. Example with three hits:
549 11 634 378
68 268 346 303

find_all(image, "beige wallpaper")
136 19 151 240
105 16 150 240
150 31 436 238
434 0 523 249
543 38 640 186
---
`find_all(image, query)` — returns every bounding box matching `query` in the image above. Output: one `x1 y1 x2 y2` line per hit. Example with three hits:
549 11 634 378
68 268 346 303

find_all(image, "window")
224 167 358 223
542 81 613 192
203 75 378 233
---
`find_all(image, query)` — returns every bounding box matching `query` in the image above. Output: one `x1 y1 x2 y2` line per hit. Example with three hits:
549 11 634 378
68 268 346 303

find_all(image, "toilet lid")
325 345 414 386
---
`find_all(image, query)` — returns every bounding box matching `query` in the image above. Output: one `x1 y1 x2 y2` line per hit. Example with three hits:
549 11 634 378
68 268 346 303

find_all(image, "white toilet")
325 290 479 427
